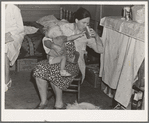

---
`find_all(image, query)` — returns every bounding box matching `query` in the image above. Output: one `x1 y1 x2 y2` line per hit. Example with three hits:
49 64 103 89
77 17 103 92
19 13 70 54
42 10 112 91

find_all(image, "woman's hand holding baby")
67 31 85 41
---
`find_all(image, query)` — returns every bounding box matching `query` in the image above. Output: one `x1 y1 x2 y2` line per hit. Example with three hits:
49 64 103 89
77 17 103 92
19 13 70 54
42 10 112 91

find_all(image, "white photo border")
1 1 148 122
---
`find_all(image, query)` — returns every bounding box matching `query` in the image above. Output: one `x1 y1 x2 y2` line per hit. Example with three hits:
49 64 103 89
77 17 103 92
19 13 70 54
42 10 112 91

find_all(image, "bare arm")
67 33 84 41
87 29 104 54
44 40 54 49
53 36 67 44
44 40 63 55
52 33 84 45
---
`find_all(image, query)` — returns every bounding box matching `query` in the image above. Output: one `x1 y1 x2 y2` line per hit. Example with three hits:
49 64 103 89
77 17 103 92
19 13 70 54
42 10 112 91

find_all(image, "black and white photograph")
1 1 148 122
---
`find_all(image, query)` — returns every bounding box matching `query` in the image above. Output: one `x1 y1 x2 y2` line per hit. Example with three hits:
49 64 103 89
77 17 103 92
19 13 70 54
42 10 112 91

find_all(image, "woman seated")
33 7 104 109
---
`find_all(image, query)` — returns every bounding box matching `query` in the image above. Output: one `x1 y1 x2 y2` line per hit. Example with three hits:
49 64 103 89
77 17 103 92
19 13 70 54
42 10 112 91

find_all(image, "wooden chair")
131 85 144 110
131 60 144 110
48 73 82 102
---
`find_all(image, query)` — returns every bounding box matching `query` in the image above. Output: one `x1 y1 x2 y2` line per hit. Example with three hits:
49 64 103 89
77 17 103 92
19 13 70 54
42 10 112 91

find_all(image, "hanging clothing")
5 4 25 66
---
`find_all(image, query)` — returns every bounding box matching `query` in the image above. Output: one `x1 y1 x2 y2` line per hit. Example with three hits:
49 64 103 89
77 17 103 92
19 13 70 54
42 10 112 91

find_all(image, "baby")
43 26 84 76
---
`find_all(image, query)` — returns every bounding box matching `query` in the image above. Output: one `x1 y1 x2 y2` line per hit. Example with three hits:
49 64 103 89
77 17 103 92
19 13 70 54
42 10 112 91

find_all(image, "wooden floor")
5 71 112 109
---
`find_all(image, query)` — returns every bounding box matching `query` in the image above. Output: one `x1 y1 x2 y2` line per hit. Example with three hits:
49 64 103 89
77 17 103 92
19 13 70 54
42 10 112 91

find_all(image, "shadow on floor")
5 71 112 109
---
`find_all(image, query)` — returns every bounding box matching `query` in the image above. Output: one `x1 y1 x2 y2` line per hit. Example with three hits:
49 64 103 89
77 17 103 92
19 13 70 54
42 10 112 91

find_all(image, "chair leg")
131 85 144 110
77 80 81 102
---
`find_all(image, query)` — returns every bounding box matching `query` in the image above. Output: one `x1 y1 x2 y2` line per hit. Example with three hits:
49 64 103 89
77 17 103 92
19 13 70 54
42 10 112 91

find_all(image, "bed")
17 5 73 60
17 4 99 65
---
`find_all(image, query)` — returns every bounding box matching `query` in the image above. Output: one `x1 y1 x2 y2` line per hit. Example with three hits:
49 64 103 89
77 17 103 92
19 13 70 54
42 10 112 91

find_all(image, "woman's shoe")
53 104 66 109
35 101 48 109
35 104 48 109
53 106 66 110
5 79 12 92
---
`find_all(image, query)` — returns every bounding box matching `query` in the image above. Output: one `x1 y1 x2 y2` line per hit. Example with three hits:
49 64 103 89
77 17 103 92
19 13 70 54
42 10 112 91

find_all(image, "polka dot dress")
33 42 79 90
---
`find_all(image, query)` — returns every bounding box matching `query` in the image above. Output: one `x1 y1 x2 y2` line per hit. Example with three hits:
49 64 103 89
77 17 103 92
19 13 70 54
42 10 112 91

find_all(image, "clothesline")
100 16 144 42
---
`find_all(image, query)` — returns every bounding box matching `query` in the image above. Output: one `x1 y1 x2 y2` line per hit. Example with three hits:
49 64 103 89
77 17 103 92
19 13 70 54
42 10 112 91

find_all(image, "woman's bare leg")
50 82 63 108
36 77 48 105
5 53 10 84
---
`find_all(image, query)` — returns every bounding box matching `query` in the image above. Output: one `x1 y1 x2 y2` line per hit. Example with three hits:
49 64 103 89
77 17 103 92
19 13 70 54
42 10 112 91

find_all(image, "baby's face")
47 26 63 38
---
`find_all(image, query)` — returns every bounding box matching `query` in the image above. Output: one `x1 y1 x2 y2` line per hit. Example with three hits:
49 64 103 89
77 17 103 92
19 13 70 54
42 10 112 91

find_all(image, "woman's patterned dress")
33 42 79 90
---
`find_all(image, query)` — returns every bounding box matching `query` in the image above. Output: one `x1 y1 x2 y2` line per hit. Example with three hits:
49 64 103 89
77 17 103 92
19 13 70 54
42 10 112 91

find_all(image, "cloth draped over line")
99 17 144 107
100 16 144 42
43 23 103 82
5 4 25 66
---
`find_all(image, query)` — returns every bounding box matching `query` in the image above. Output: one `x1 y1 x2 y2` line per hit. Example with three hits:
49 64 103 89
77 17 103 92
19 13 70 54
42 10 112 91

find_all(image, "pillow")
36 15 58 25
24 26 38 34
23 21 44 34
36 14 69 28
19 31 45 58
43 20 69 36
39 19 69 29
40 20 59 28
57 19 69 26
24 21 43 28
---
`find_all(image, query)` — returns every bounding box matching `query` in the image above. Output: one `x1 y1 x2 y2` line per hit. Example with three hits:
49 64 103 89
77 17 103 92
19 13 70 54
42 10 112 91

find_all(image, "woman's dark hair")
71 7 91 22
